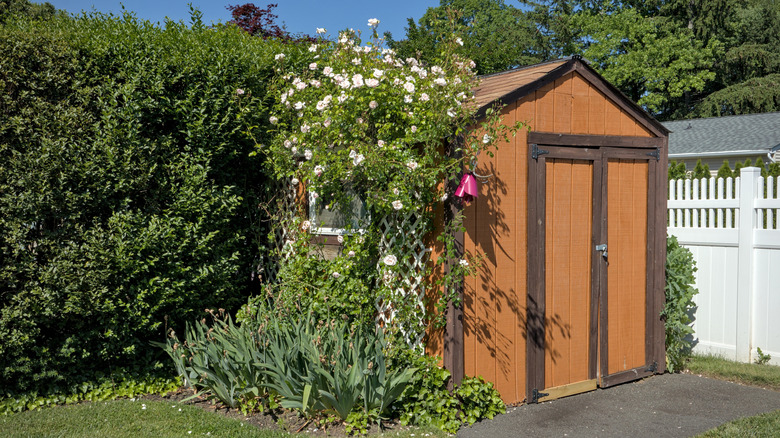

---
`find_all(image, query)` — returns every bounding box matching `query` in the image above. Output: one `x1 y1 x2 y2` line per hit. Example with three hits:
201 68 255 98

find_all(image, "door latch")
596 244 608 259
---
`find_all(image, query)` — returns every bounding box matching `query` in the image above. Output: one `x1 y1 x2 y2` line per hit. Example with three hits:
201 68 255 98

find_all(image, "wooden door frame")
526 132 666 402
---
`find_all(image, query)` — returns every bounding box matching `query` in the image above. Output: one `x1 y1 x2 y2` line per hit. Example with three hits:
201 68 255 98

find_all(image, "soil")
141 387 409 437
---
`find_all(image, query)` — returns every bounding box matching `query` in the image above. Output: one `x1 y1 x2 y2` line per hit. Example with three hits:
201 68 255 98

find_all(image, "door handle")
596 244 608 259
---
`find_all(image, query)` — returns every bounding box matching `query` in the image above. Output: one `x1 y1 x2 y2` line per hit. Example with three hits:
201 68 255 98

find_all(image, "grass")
0 398 447 438
686 354 780 391
688 354 780 438
697 410 780 437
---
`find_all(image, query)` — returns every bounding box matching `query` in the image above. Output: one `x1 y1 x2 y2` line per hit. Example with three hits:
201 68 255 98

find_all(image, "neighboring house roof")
473 56 669 138
662 112 780 159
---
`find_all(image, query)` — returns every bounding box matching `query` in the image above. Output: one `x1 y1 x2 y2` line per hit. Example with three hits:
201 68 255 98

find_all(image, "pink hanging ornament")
454 172 479 204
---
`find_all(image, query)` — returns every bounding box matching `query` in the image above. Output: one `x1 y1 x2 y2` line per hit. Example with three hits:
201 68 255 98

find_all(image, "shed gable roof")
662 112 780 157
473 57 669 138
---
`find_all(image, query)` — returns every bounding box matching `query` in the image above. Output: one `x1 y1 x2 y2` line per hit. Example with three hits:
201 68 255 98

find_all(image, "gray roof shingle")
662 112 780 156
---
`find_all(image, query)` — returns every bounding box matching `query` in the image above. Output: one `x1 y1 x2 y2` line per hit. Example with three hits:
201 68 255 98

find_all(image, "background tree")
0 0 57 22
226 3 313 42
691 159 710 180
387 0 542 75
717 160 734 179
668 160 687 180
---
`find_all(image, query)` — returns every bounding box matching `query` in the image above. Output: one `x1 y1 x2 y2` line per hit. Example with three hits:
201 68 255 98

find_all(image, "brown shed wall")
457 71 659 403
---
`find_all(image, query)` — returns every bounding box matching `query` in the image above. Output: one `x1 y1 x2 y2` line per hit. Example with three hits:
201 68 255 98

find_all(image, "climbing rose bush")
257 20 514 338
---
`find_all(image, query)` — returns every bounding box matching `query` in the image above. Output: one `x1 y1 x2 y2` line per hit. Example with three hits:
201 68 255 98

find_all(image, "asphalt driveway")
457 373 780 438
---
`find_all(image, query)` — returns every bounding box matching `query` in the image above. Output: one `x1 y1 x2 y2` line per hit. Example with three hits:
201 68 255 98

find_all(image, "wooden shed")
429 57 669 404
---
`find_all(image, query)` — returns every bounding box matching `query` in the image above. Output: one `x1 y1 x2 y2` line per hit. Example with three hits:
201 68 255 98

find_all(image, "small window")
309 192 369 235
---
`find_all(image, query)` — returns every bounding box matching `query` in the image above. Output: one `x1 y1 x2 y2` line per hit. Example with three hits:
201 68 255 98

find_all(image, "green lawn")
689 354 780 437
0 399 446 438
686 354 780 391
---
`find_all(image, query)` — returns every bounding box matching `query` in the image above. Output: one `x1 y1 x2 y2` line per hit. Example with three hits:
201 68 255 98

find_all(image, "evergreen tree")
716 160 734 179
668 160 688 180
691 159 710 180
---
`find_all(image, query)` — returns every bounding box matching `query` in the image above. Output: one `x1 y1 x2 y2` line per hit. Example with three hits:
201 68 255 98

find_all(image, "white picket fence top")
667 167 780 365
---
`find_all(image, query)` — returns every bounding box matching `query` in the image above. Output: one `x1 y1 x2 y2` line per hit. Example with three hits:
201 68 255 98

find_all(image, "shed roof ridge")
477 57 574 80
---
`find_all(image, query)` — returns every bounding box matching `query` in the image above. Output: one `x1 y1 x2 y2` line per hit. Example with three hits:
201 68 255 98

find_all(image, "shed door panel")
606 159 648 375
544 159 593 389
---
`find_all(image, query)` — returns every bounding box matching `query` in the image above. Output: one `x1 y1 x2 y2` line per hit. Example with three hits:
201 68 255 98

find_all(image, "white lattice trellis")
375 211 431 348
257 178 297 283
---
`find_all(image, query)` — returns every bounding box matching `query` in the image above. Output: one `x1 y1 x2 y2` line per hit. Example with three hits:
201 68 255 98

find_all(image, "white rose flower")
304 149 313 160
349 149 357 159
314 165 324 176
283 140 292 148
309 62 317 70
383 254 397 266
366 78 380 88
269 116 278 124
337 235 344 243
367 18 380 27
393 188 399 195
456 37 464 46
324 117 332 127
352 58 362 65
316 100 328 111
301 220 311 230
309 44 318 52
348 250 356 257
403 82 415 93
291 177 299 185
291 146 297 154
373 69 384 78
459 259 469 267
301 124 310 133
434 77 447 86
482 134 491 144
353 154 365 166
392 200 403 210
447 108 456 117
332 272 340 278
420 93 430 102
369 100 378 109
404 95 413 103
316 28 326 34
377 140 385 147
294 101 305 110
274 53 285 60
406 160 419 170
351 74 364 88
411 125 418 133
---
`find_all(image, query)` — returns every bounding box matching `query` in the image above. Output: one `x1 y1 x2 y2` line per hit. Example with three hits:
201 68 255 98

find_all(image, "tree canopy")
392 0 780 119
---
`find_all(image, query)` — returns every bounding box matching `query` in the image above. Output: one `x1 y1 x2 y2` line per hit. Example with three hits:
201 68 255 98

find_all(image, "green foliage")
454 376 505 425
388 0 543 75
663 235 699 373
755 348 772 366
0 374 179 415
668 160 688 180
573 6 719 116
0 0 58 23
394 355 504 434
0 12 288 395
161 310 415 424
692 159 711 180
716 160 735 179
696 74 780 117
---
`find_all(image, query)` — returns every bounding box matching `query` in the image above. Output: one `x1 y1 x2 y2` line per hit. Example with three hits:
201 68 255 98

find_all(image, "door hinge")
646 361 658 373
531 144 549 161
647 147 660 162
531 388 549 404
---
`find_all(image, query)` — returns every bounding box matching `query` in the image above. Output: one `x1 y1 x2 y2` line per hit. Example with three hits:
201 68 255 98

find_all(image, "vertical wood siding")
544 159 593 389
459 71 658 403
607 159 648 374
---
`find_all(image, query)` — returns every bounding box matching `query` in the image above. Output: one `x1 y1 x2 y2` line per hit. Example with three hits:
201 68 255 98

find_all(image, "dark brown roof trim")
475 58 670 138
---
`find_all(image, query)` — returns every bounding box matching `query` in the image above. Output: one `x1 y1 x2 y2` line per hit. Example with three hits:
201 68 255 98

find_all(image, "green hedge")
0 11 304 395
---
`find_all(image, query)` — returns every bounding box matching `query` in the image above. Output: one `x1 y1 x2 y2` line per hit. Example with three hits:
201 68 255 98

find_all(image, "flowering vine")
257 17 519 342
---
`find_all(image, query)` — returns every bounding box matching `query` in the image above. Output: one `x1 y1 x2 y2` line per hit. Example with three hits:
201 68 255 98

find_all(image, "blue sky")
47 1 440 40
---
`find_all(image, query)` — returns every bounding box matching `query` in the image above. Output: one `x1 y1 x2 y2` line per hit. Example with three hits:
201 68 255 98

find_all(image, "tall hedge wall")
0 11 302 395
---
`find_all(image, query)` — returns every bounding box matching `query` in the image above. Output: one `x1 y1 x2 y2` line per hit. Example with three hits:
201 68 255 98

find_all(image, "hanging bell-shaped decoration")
454 172 479 204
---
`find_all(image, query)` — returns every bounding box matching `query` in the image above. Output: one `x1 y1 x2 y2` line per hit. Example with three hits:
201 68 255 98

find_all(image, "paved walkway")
457 373 780 438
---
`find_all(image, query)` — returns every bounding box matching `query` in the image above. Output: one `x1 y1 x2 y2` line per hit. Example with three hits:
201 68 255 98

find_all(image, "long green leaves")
160 311 414 421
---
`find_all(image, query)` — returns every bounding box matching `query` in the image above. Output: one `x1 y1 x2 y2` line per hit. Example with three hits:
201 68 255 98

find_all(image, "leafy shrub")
0 11 300 395
663 235 699 372
395 355 504 434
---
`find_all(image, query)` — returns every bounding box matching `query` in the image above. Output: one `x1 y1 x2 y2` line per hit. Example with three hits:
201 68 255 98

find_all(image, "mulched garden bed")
142 387 412 436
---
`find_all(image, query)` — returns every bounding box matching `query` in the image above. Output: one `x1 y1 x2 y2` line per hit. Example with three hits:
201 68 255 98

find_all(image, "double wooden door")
526 137 661 403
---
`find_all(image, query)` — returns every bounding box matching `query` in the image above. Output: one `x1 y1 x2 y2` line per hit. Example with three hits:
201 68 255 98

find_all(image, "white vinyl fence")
668 167 780 365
